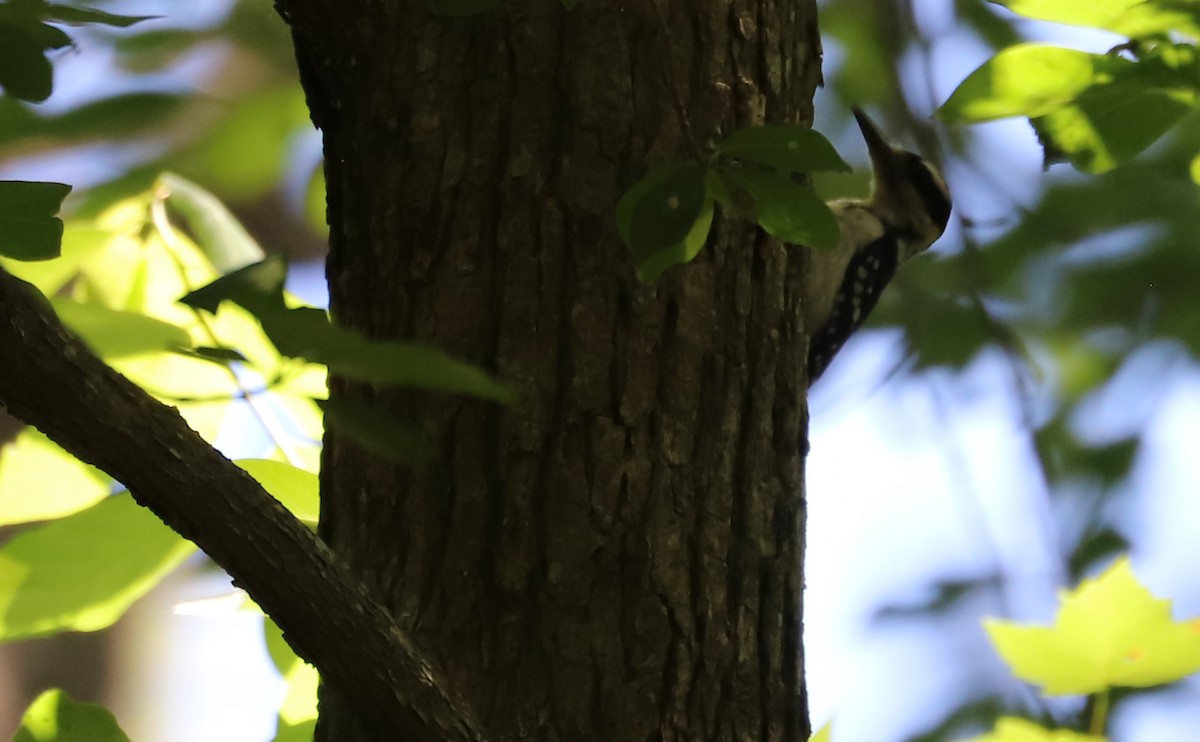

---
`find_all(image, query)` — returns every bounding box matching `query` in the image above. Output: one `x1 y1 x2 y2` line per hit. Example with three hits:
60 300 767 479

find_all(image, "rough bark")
278 1 822 739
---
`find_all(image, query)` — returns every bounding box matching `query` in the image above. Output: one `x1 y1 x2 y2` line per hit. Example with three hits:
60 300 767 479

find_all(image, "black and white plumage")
804 108 952 384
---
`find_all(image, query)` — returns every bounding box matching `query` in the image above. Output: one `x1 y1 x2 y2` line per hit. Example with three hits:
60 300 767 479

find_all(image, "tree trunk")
278 1 822 738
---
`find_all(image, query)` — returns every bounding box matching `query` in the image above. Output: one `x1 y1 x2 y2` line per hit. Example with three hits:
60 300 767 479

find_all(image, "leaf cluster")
940 0 1200 175
616 126 850 281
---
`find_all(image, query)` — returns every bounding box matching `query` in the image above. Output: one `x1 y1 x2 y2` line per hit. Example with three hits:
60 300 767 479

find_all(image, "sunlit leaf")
0 181 71 261
964 716 1104 742
0 429 111 526
1030 85 1195 173
940 45 1114 123
264 618 319 725
156 173 265 272
51 298 192 358
809 721 832 742
235 459 318 526
715 126 851 173
988 0 1200 40
0 494 195 640
272 721 317 742
985 557 1200 694
13 689 129 742
303 166 327 235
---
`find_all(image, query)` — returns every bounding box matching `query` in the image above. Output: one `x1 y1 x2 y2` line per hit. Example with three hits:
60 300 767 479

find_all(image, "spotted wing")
806 233 900 384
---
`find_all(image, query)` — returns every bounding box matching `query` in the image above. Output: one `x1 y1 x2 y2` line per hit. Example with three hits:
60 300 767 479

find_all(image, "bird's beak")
852 107 897 171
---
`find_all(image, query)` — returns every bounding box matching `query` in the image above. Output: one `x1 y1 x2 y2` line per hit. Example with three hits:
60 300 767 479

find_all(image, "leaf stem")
149 192 302 466
1089 690 1111 736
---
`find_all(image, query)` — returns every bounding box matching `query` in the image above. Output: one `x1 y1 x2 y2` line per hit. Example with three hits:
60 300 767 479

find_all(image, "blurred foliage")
0 0 324 249
985 559 1200 697
940 3 1200 173
12 689 130 742
818 0 1200 739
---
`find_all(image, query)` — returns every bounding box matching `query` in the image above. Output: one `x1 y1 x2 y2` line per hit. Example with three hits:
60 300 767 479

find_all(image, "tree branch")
0 267 486 742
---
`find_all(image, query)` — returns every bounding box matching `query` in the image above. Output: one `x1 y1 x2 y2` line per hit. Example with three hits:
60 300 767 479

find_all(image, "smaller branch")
0 267 486 742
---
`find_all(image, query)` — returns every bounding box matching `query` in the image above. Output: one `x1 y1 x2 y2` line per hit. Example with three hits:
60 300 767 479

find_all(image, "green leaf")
183 263 515 403
985 557 1200 695
616 162 703 246
156 173 265 272
263 618 319 725
939 44 1114 123
635 198 713 282
0 22 53 102
318 397 428 462
51 299 192 358
0 181 71 260
169 345 248 366
715 126 851 174
617 161 707 263
809 722 832 742
180 255 288 315
265 310 516 402
0 428 111 526
13 689 130 742
0 493 195 641
43 4 157 28
964 716 1104 742
1030 84 1196 173
181 87 310 201
0 93 185 146
561 0 578 7
716 166 839 249
988 0 1200 40
1068 529 1130 583
235 459 318 526
272 721 317 742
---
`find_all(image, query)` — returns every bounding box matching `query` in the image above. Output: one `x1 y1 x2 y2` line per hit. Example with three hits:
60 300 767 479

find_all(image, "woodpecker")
804 108 952 384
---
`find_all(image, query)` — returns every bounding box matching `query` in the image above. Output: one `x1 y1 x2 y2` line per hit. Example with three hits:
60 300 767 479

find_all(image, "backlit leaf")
13 690 129 742
0 494 195 640
985 557 1200 694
